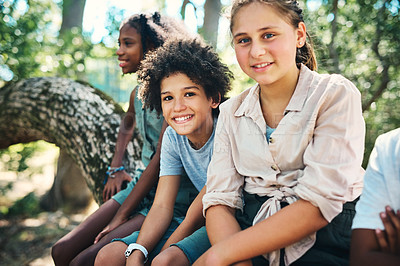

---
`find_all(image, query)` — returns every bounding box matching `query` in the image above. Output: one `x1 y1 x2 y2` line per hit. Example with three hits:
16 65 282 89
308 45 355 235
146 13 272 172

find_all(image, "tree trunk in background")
202 0 222 48
60 0 86 34
0 77 142 205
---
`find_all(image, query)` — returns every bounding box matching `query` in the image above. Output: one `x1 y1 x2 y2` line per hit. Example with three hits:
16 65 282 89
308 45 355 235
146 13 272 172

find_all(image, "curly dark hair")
137 39 233 117
121 12 194 54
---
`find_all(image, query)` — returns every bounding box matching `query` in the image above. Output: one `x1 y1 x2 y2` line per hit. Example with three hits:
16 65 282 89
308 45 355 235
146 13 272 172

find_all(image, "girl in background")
196 0 365 265
52 13 194 266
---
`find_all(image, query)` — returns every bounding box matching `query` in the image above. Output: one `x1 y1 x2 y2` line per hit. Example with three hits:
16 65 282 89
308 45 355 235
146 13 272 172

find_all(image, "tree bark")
60 0 86 34
0 77 142 204
202 0 222 48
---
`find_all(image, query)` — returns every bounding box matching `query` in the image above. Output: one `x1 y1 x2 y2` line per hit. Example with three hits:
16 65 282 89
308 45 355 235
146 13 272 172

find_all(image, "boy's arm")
161 186 207 250
95 120 168 243
126 174 181 264
103 89 137 201
350 208 400 266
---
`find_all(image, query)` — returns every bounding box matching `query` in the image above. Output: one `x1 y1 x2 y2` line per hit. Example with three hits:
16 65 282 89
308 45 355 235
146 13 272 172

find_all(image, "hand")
94 212 129 244
103 170 132 201
375 206 400 256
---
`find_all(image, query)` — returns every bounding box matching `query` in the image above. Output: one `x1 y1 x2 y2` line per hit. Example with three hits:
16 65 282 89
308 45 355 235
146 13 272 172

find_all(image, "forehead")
119 24 141 39
161 73 202 91
232 2 291 33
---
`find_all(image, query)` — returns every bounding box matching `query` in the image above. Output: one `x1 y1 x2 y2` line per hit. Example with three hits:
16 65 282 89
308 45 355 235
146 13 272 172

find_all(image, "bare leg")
70 213 145 265
152 246 190 266
94 241 127 266
51 199 119 266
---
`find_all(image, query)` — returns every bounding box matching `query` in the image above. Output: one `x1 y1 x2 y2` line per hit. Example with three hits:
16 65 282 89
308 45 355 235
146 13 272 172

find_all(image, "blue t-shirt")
160 119 217 192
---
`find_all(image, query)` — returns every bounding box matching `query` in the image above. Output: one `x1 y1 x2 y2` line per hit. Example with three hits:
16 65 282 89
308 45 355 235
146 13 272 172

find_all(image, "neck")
259 66 300 128
187 116 214 150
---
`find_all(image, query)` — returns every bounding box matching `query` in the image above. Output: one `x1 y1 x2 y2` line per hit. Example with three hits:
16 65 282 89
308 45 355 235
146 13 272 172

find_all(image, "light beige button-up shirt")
203 65 365 265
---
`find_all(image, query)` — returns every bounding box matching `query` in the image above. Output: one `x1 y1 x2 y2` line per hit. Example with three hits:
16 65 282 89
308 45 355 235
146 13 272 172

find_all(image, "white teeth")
254 62 271 68
174 115 192 122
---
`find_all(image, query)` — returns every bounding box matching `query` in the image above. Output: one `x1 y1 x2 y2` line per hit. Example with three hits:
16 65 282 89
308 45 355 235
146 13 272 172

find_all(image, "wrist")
125 243 148 263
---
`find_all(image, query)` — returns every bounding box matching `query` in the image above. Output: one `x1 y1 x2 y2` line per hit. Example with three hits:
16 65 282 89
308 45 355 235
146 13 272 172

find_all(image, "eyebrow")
233 26 276 39
161 86 200 95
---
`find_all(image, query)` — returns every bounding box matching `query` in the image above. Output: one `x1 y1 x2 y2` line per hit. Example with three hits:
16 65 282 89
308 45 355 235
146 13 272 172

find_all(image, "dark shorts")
236 192 357 266
172 226 211 264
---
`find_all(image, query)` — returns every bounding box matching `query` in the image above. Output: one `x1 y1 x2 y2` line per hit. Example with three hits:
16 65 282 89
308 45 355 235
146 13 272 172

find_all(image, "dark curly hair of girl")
121 12 195 54
137 39 233 117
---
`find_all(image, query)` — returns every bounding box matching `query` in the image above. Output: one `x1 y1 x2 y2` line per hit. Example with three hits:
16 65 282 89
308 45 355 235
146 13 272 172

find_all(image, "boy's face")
160 73 219 144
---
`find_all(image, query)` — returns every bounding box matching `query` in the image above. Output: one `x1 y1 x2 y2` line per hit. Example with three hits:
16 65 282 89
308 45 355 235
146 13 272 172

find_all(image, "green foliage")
1 192 41 218
303 0 400 167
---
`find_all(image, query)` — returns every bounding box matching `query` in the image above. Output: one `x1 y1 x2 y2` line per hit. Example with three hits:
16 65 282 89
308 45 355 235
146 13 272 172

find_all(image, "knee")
94 245 116 266
152 247 189 266
152 252 173 266
51 239 68 265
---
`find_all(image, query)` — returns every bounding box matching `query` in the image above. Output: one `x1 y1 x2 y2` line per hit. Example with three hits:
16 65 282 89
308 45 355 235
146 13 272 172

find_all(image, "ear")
210 93 221 109
296 22 307 48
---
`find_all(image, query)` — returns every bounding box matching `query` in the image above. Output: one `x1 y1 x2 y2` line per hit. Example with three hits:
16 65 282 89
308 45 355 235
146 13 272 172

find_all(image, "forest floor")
0 144 98 266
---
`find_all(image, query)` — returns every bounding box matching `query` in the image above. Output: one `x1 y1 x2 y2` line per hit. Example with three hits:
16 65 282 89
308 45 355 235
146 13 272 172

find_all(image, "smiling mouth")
252 62 272 68
173 115 193 122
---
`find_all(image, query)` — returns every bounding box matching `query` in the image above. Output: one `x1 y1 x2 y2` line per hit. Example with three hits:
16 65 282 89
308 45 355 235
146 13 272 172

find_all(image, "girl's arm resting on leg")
195 199 327 266
126 174 181 265
95 121 168 243
161 186 207 250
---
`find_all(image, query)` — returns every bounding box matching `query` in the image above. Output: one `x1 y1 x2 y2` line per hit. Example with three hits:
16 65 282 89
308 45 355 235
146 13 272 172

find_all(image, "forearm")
111 113 135 166
116 150 160 217
351 229 400 266
116 121 167 217
208 199 327 264
162 187 207 249
205 205 241 245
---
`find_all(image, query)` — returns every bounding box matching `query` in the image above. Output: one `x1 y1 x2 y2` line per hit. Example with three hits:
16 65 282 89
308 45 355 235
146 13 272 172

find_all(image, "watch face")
125 249 131 258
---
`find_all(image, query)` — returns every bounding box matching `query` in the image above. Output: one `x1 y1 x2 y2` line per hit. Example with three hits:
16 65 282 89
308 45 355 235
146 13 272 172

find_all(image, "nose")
116 46 123 56
173 98 187 112
250 41 266 58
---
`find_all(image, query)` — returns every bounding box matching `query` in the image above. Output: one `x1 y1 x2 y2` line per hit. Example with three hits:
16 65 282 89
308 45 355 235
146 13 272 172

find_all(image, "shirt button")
271 165 278 171
269 137 274 143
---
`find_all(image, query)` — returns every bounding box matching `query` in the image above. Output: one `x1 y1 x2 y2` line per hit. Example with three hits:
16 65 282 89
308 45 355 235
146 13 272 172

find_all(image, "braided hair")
229 0 317 71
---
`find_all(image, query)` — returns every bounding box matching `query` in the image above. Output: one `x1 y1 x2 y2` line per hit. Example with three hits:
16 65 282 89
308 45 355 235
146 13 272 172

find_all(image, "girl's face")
116 24 143 74
160 73 218 146
232 2 306 89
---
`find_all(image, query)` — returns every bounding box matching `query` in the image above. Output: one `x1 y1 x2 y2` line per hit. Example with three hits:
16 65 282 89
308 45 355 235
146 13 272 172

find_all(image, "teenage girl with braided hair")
51 12 194 266
194 0 365 265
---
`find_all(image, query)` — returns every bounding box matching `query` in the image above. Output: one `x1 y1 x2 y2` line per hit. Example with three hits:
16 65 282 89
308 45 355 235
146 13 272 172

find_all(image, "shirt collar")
235 64 314 118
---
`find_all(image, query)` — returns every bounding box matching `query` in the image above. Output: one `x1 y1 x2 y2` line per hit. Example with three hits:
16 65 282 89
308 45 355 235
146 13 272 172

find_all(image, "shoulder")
375 128 400 155
219 85 257 113
312 70 360 97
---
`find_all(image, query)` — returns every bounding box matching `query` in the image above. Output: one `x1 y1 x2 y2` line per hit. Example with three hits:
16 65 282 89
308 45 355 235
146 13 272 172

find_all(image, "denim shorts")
172 226 211 264
113 217 183 262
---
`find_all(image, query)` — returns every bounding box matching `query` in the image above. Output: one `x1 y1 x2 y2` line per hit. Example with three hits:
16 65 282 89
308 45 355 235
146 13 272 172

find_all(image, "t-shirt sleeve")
159 127 184 177
352 134 390 230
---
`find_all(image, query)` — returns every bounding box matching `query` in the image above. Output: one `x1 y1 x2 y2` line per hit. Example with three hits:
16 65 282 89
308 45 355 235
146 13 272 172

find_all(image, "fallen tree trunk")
0 77 142 204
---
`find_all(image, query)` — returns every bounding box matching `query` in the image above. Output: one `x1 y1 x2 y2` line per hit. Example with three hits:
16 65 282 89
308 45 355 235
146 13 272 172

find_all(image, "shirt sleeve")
202 106 245 216
294 76 365 222
351 137 387 230
159 127 184 177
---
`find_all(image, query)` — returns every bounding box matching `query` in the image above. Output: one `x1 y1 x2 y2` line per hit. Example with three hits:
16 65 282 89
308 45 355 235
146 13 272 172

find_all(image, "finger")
386 206 400 230
376 228 390 253
381 211 397 253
